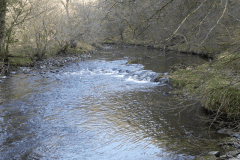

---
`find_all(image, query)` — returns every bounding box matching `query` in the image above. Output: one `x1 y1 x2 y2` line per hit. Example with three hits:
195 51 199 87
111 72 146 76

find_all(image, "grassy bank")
4 41 98 67
169 50 240 119
0 41 99 76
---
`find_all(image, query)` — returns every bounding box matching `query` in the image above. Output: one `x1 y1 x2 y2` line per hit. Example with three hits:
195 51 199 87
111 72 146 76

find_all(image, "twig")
167 0 208 41
200 0 228 45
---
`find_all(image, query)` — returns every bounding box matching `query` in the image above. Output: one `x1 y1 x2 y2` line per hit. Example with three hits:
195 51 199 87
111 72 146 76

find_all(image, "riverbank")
169 50 240 119
102 39 219 58
3 53 92 76
168 50 240 159
104 40 240 118
109 40 240 159
0 41 99 75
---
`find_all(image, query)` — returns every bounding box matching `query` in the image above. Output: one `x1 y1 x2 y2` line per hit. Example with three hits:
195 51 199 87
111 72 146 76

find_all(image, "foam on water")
125 77 149 83
63 60 166 85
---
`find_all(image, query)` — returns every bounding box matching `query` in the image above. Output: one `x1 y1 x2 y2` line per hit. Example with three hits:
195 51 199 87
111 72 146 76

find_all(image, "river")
0 45 225 159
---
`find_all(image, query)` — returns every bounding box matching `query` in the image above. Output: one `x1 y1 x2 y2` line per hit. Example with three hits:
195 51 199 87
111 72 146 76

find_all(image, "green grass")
170 51 240 118
8 57 33 66
6 41 96 66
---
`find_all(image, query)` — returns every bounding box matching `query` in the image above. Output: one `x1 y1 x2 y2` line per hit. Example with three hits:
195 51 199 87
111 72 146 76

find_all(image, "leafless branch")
167 0 208 41
200 0 228 45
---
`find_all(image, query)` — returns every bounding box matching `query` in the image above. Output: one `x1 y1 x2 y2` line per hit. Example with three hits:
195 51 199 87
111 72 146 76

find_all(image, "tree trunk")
120 28 124 43
0 0 7 58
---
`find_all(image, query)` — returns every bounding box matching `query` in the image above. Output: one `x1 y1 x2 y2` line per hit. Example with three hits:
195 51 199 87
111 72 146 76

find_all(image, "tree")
5 0 33 59
99 0 240 54
0 0 7 59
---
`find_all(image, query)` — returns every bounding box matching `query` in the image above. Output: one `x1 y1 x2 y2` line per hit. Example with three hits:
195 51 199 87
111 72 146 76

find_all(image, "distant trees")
0 0 104 63
99 0 240 54
0 0 34 61
0 0 240 66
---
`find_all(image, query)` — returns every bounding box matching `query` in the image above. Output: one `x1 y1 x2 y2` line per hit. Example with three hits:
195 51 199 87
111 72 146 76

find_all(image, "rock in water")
208 151 220 157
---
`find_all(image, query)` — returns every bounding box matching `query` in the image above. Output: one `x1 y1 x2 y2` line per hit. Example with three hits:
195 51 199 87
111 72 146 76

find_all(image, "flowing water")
0 45 225 159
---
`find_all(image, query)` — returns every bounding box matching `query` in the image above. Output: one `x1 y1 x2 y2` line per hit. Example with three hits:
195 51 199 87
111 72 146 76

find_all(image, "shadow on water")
0 44 225 159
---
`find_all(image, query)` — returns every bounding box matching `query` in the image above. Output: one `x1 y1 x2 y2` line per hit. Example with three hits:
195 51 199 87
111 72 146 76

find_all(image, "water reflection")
0 73 60 159
100 87 223 156
0 45 222 159
0 102 43 159
96 44 206 73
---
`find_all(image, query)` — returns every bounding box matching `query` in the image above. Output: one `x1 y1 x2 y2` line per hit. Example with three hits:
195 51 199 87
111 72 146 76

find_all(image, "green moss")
9 57 33 66
170 51 240 118
127 58 140 64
